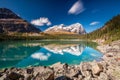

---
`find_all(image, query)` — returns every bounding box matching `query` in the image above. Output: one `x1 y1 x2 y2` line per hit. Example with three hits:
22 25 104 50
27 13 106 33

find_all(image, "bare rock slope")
0 8 40 33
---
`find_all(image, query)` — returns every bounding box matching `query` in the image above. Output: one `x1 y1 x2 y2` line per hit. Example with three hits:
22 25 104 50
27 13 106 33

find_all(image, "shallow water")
0 40 103 69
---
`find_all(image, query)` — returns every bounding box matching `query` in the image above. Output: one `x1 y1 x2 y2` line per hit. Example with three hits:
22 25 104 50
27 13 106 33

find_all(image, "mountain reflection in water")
0 41 103 68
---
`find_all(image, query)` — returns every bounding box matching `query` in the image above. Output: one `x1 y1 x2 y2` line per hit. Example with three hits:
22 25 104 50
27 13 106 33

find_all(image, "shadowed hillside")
87 15 120 43
0 8 40 34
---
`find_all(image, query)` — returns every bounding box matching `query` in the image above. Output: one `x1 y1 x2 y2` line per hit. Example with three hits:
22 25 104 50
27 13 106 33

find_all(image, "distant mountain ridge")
44 23 86 34
0 8 40 33
0 8 119 41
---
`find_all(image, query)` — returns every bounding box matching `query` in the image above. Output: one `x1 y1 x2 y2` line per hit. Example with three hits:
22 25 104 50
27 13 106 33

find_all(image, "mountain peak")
0 8 21 19
44 23 86 34
0 8 40 33
72 23 82 26
0 8 8 10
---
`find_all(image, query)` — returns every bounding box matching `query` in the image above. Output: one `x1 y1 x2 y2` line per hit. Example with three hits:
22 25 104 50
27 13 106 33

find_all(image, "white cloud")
31 17 52 26
31 52 51 61
90 21 100 26
68 0 85 15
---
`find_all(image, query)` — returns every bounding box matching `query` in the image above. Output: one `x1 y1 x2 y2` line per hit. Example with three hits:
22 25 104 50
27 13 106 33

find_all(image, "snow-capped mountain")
43 44 86 56
44 23 86 34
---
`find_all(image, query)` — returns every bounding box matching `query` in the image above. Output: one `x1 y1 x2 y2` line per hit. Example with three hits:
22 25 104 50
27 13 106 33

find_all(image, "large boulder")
79 62 92 77
0 74 7 80
51 62 68 71
33 67 54 80
98 72 109 80
66 67 81 78
80 62 92 71
55 76 72 80
6 72 24 80
34 72 54 80
92 63 103 75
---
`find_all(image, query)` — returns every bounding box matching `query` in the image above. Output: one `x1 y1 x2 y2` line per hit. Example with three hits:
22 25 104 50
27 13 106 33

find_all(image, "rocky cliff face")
0 8 40 33
44 23 86 34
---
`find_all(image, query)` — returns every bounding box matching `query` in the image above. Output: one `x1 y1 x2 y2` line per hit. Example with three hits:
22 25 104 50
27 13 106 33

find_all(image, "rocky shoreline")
0 40 120 80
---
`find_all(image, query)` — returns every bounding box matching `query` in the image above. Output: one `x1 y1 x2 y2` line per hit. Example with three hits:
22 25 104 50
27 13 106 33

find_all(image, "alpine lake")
0 40 103 69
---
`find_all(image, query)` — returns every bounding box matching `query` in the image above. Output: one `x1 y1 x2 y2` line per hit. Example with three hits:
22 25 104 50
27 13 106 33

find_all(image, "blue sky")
0 0 120 32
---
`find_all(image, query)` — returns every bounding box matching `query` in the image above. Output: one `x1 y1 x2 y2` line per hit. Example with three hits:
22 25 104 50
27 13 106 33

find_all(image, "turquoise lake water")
0 40 103 69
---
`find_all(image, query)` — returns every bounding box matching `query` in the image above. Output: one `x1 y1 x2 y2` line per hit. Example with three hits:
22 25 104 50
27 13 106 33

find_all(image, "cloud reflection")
31 52 51 61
